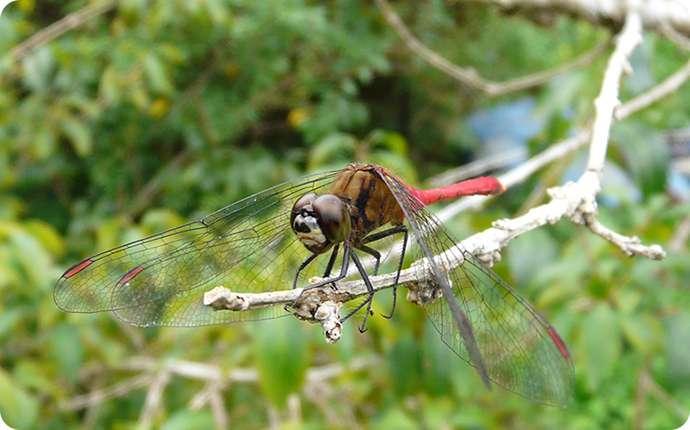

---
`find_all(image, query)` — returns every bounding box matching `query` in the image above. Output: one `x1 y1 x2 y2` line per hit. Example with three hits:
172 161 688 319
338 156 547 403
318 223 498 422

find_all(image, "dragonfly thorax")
291 193 351 254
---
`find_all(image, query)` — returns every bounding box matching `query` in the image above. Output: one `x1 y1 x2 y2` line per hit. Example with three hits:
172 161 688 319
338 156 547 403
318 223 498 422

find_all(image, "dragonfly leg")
383 227 407 319
340 250 377 332
356 244 381 275
291 253 319 290
290 244 340 293
359 225 408 320
322 243 340 278
288 246 351 310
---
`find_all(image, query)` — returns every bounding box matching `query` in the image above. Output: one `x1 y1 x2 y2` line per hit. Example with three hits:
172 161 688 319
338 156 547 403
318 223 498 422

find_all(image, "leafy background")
1 0 689 429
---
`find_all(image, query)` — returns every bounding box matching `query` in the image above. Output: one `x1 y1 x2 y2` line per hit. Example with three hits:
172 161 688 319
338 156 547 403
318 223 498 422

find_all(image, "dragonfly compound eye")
312 195 351 244
291 193 317 214
291 193 331 253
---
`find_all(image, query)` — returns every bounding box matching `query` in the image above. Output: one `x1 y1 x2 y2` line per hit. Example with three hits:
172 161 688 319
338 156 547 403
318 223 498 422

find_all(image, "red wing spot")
547 326 571 359
63 259 94 279
119 266 145 285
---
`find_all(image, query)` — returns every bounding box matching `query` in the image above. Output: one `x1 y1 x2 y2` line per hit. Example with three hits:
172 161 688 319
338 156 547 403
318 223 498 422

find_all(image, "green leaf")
254 318 309 408
203 0 230 25
620 314 663 355
421 321 454 396
580 302 622 391
99 66 120 104
506 228 558 287
388 333 422 398
0 308 21 341
60 118 92 157
368 129 409 155
24 220 63 257
45 323 83 383
534 71 585 120
665 312 690 388
143 53 174 95
421 397 456 429
14 360 57 397
308 133 358 170
372 408 417 430
140 209 187 234
21 46 54 93
0 197 23 219
8 228 52 292
611 122 669 197
0 367 39 430
160 410 216 430
34 127 57 159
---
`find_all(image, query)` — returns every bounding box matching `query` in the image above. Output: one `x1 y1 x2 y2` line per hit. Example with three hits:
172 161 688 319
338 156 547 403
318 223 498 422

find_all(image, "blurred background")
1 1 690 429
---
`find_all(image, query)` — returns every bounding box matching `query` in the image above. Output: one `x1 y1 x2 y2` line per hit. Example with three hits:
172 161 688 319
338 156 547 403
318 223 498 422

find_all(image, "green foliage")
1 0 689 429
0 366 39 429
160 410 217 430
254 318 310 408
612 121 670 197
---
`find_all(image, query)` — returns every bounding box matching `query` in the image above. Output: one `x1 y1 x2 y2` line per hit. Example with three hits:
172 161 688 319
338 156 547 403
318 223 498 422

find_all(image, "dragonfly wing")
54 170 341 327
378 169 574 406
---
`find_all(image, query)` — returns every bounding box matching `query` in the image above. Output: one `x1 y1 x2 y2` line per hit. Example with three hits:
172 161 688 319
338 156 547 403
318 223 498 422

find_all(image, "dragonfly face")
290 164 405 256
290 193 351 254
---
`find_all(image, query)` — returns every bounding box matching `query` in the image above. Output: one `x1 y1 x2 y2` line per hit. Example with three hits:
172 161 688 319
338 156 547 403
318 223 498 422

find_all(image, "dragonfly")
54 163 574 406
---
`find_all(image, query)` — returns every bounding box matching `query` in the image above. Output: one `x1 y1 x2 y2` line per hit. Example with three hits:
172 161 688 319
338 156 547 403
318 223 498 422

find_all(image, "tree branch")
435 127 593 220
139 370 170 428
616 48 690 119
188 380 229 429
60 373 154 411
62 356 376 411
587 6 644 176
9 1 117 61
463 6 665 261
456 0 690 37
375 0 611 97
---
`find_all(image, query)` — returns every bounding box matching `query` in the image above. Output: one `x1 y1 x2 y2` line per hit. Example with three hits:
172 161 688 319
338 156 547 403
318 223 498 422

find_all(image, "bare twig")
113 317 147 350
287 394 302 423
139 370 171 427
436 127 593 221
189 380 229 429
427 147 528 187
669 213 690 252
63 356 377 412
616 56 690 119
639 368 689 421
123 150 191 221
9 1 117 61
188 380 225 410
661 19 690 50
455 0 690 37
208 385 230 430
375 0 611 97
83 375 105 429
588 8 643 176
60 373 153 410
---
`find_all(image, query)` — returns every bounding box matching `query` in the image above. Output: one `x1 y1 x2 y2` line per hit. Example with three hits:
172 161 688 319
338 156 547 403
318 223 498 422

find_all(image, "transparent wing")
54 170 341 327
378 169 574 407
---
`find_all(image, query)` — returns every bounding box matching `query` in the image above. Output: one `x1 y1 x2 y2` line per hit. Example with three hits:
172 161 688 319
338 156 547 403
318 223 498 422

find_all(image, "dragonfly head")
291 193 351 254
